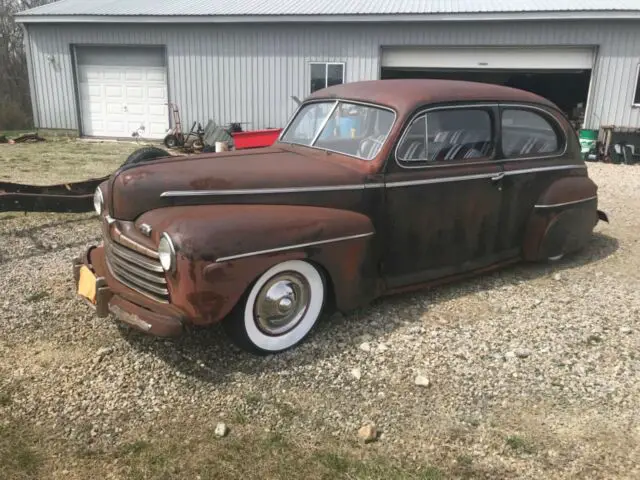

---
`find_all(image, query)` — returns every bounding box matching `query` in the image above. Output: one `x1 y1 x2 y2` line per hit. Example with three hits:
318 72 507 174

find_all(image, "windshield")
280 101 395 160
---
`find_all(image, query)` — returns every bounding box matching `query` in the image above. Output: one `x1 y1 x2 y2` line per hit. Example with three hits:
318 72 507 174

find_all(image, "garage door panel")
125 70 144 81
147 87 166 100
88 102 104 115
381 47 595 70
126 86 145 100
146 70 166 82
107 103 124 114
87 85 102 97
84 70 102 81
88 120 106 133
126 104 145 115
107 120 126 131
76 47 168 139
148 104 167 116
105 86 124 98
103 70 124 81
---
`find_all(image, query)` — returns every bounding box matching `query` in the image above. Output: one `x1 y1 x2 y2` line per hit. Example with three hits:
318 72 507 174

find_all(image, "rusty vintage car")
73 79 608 354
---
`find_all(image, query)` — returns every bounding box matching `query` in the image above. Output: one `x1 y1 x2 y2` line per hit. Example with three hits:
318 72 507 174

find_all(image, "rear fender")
136 205 379 324
523 176 599 261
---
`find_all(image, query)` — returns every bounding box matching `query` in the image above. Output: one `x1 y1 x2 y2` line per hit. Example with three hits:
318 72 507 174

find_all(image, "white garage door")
381 46 595 71
76 47 169 139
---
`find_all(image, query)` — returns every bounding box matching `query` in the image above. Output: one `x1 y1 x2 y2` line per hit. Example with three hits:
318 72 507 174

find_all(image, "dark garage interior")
381 68 591 128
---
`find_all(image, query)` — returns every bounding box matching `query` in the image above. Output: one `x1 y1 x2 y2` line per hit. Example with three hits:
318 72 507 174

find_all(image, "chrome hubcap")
254 272 310 336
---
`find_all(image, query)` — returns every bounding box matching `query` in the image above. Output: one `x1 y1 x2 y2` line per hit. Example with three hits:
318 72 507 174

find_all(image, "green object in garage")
579 129 598 154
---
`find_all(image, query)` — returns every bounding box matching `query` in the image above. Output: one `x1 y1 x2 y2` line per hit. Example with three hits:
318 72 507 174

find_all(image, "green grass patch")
24 291 50 303
505 435 536 455
0 137 151 185
0 422 43 479
105 427 445 480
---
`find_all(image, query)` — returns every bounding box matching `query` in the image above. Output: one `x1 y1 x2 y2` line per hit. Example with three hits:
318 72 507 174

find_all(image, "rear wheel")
223 260 325 354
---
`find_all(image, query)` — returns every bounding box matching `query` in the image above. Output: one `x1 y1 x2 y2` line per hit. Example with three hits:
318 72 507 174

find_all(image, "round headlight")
158 233 176 273
93 187 104 215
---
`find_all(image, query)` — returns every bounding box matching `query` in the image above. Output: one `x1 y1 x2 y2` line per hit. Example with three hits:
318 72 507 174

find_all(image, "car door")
382 104 508 289
496 105 579 254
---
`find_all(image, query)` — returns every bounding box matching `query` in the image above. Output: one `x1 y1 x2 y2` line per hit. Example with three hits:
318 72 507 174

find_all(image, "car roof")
308 79 559 114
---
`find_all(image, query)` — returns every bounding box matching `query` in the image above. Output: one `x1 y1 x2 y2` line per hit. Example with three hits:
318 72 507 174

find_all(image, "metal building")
16 0 640 139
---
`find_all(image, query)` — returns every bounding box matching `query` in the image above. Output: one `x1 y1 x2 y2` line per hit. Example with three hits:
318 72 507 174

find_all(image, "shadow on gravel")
119 232 619 384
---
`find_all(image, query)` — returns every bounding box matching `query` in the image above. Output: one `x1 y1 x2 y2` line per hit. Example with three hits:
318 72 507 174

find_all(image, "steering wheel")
357 135 385 159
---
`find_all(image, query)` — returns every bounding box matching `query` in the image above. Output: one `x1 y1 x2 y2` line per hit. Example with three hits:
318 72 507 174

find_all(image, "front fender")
136 205 379 324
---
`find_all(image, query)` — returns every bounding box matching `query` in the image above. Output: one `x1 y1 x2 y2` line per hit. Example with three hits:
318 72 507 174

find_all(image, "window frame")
499 104 567 161
394 104 498 170
309 62 346 94
633 64 640 107
278 99 398 162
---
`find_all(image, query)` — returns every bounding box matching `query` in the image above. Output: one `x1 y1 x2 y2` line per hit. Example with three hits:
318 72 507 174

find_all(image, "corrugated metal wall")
25 20 640 133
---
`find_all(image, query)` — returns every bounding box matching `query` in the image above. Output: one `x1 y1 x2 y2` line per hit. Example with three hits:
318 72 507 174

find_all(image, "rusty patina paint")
74 79 605 338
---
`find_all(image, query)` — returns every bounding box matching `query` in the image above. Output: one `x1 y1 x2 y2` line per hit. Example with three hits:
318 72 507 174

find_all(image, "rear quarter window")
501 109 563 158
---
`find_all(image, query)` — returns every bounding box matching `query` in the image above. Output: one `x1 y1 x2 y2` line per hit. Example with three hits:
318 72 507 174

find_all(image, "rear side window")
397 109 493 165
501 109 562 158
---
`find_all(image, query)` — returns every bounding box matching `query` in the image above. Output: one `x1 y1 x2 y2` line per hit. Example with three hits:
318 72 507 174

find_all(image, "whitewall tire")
224 260 325 354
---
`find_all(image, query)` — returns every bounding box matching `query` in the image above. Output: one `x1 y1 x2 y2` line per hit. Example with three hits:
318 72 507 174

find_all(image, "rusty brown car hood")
109 145 369 221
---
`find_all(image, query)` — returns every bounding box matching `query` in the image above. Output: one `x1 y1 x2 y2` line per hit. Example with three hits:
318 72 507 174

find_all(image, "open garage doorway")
380 47 595 129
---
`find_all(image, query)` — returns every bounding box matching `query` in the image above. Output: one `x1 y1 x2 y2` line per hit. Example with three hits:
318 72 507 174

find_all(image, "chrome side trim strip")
161 164 585 197
216 232 375 262
535 195 597 209
161 184 375 197
385 172 496 188
504 164 586 176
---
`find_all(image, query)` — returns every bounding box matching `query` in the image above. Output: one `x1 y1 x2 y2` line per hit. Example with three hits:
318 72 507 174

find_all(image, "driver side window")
397 108 494 166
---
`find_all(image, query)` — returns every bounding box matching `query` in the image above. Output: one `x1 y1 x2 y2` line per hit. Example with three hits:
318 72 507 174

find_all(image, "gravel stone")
357 424 377 443
414 375 431 387
515 349 532 358
350 367 362 380
214 423 229 438
359 342 371 352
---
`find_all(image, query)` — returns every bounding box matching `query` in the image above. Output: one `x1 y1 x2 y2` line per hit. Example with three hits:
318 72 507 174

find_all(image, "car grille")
104 237 169 303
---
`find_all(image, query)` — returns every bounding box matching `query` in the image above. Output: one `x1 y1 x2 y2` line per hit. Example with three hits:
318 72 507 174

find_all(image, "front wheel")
223 260 325 354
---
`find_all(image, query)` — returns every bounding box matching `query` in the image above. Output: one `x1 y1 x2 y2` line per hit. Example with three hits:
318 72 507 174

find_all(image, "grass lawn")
0 137 155 185
0 395 444 480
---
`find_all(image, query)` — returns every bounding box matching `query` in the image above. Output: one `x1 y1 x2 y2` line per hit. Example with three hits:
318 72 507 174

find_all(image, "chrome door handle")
491 172 505 182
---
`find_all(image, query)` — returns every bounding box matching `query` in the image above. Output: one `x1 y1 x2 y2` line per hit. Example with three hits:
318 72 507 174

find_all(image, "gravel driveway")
1 161 639 479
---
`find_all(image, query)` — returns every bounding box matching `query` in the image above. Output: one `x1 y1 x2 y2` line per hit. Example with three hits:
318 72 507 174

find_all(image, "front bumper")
73 245 184 337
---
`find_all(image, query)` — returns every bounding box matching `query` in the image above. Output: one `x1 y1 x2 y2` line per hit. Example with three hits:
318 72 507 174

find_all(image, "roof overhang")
15 11 640 24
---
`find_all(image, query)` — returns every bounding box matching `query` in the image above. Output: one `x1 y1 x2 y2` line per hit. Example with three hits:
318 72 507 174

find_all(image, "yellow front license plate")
77 265 97 304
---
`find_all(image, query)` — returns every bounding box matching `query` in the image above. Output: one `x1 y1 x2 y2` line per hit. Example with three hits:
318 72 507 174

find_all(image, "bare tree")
0 0 53 130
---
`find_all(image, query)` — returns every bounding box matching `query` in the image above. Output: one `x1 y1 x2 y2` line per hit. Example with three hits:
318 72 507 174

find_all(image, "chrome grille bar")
106 247 167 285
103 229 169 304
108 240 164 272
108 261 169 296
